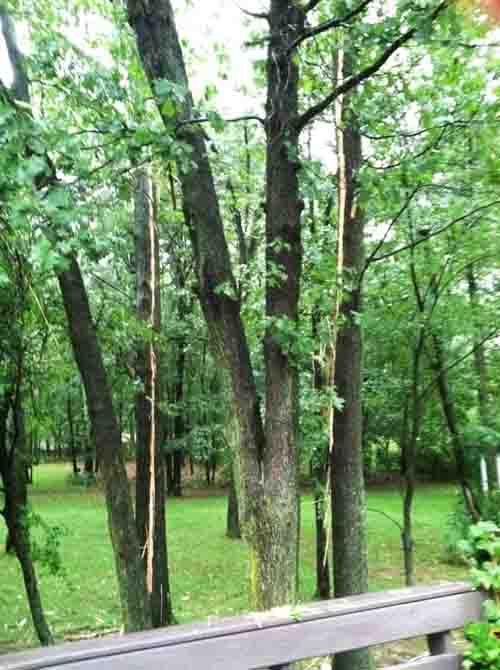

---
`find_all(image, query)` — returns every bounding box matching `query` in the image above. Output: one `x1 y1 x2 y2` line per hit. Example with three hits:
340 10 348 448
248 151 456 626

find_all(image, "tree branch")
289 0 373 52
176 114 265 132
295 1 448 133
361 185 421 280
370 200 500 264
234 3 269 20
419 328 500 401
303 0 324 12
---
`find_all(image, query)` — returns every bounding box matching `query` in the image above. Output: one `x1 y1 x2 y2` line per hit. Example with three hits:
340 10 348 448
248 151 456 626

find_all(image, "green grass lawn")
0 464 467 652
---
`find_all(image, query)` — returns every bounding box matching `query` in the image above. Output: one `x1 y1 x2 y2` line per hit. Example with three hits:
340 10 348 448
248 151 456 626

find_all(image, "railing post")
427 631 455 655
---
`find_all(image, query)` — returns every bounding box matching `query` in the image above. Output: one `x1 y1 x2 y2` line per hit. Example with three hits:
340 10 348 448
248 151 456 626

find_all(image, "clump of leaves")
460 522 500 670
22 507 68 577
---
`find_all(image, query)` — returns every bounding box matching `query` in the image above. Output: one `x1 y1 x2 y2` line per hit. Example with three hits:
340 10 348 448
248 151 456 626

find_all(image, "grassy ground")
0 464 467 652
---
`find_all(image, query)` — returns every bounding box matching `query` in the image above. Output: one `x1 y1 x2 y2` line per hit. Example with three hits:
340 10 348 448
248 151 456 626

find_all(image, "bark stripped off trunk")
134 172 173 627
127 0 304 609
467 265 498 489
330 50 371 670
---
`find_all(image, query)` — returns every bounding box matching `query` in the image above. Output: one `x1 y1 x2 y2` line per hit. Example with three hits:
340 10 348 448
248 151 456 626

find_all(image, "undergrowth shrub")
461 522 500 670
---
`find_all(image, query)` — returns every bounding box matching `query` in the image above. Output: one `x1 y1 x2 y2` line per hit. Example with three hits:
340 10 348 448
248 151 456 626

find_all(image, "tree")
134 170 173 626
126 0 451 612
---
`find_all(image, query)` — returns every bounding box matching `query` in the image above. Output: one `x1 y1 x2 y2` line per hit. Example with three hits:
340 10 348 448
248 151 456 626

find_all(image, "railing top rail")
0 582 482 670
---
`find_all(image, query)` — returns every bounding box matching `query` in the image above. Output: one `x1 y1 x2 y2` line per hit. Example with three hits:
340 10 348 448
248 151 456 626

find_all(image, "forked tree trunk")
127 0 304 610
134 171 173 627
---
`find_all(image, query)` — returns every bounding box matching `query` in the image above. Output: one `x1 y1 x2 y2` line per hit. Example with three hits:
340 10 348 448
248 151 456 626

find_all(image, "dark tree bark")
431 333 481 520
58 258 151 631
67 396 79 475
226 467 241 539
172 276 186 498
134 171 173 627
311 307 330 600
330 53 371 670
400 330 424 587
0 382 54 646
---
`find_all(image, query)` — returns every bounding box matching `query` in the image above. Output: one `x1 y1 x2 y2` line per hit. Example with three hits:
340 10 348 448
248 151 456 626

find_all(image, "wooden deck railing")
0 582 483 670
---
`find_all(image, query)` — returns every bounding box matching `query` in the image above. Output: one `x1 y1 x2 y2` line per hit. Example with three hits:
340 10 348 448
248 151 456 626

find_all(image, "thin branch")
370 200 500 264
361 119 476 141
233 3 269 20
367 507 403 532
289 0 373 52
88 271 131 301
176 114 265 131
295 1 448 133
419 328 500 401
361 185 421 279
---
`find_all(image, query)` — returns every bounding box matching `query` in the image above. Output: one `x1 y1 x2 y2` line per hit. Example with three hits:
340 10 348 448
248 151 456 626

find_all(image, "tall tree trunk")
409 257 480 521
249 0 304 609
400 329 424 587
172 282 186 498
312 309 330 600
308 140 332 601
431 333 481 520
330 50 371 670
134 172 173 627
11 388 54 645
127 0 305 609
58 258 151 631
0 384 54 646
467 265 498 489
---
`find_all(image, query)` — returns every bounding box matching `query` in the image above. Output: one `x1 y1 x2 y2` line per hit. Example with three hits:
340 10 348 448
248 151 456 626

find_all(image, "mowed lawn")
0 465 468 652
